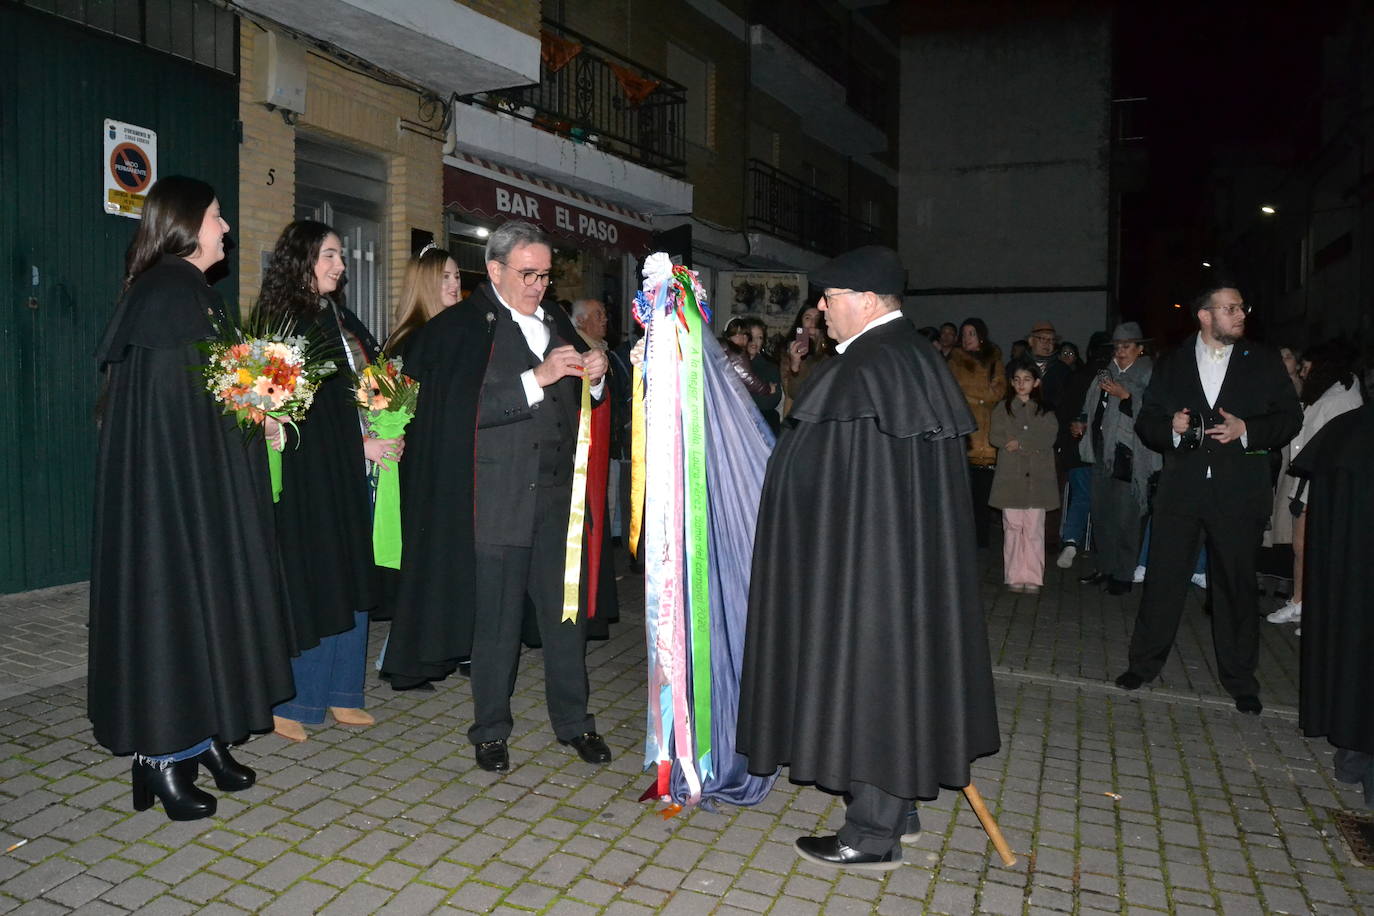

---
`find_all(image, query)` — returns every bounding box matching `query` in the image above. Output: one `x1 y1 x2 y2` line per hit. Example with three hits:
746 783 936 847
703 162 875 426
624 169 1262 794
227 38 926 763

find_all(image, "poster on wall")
103 119 158 219
714 271 807 332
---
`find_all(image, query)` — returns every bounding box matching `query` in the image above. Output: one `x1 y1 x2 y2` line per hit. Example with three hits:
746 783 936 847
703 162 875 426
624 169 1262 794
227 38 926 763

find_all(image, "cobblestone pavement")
1 548 1371 914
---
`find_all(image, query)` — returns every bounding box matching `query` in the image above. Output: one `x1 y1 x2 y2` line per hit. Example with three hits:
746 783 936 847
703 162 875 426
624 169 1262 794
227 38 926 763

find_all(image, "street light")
1201 261 1211 267
1260 205 1276 215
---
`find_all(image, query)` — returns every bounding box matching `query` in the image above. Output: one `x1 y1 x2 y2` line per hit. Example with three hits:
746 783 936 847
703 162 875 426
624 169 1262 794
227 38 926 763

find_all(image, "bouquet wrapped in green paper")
355 356 418 568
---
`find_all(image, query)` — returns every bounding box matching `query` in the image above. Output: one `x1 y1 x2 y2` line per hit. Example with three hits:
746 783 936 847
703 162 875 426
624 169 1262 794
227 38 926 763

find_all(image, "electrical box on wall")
253 28 307 114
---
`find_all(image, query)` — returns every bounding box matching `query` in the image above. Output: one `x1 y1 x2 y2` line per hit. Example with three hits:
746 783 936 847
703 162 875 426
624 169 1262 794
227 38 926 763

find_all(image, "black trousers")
1127 487 1267 698
468 483 594 745
968 464 996 549
837 783 916 855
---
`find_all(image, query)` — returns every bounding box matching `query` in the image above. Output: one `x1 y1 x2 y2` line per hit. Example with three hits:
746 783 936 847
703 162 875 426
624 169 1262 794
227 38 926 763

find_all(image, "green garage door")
0 4 239 592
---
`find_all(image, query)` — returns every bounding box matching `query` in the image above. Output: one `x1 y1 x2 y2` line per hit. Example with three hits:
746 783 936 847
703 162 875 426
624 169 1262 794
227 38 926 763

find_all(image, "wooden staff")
961 781 1017 866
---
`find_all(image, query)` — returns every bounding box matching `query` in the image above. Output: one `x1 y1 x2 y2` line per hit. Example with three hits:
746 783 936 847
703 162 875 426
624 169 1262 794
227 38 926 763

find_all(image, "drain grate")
1330 808 1374 866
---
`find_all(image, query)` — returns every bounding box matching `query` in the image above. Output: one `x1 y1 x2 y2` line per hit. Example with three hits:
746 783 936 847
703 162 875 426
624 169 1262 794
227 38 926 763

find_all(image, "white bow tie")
1209 347 1227 363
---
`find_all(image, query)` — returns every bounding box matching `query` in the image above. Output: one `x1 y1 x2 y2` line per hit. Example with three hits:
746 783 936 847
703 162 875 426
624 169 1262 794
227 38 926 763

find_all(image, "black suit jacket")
472 285 591 547
1135 334 1301 518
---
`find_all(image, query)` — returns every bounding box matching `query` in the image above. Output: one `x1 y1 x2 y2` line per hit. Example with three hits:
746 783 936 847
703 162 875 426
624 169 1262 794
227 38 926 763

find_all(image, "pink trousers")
1002 508 1046 587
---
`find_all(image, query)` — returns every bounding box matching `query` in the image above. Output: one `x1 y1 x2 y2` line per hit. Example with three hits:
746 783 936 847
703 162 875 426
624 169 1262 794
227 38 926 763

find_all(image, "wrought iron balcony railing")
746 159 881 257
468 21 687 179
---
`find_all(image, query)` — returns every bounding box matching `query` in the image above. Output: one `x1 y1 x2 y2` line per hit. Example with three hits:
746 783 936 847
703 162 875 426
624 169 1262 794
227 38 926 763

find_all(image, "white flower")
641 252 674 291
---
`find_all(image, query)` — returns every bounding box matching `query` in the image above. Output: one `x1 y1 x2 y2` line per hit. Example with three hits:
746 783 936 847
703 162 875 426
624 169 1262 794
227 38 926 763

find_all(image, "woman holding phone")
781 301 832 415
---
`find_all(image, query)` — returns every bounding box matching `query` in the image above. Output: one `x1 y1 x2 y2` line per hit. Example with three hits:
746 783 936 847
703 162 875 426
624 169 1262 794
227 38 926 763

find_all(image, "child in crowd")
989 362 1060 594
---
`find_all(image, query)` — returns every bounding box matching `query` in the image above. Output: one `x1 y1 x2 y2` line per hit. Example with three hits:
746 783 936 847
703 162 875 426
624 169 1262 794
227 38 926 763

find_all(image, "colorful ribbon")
560 376 593 623
368 408 414 568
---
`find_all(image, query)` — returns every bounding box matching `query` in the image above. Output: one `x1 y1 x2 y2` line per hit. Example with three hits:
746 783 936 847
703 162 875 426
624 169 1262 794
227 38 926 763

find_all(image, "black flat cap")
810 245 906 296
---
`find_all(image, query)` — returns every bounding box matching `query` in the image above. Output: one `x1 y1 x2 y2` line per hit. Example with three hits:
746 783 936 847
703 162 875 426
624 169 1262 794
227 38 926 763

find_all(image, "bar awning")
444 153 652 256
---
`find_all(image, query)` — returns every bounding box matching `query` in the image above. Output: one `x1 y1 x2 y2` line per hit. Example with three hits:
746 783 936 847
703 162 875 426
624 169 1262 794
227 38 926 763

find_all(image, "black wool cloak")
88 256 295 756
382 285 602 683
273 303 379 649
1295 403 1374 753
737 315 1001 800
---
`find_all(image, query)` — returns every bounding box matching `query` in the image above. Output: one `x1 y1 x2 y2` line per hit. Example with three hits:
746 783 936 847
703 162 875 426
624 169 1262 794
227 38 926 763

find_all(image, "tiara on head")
418 241 439 257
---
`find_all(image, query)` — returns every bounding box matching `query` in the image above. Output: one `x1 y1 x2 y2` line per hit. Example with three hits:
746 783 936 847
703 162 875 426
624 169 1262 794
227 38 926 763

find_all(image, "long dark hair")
123 175 215 292
960 317 998 376
791 300 831 359
1004 359 1048 416
257 220 340 324
1300 339 1358 406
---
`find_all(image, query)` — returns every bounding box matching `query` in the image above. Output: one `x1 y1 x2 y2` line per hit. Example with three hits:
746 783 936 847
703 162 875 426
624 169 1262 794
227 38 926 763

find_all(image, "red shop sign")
444 158 652 256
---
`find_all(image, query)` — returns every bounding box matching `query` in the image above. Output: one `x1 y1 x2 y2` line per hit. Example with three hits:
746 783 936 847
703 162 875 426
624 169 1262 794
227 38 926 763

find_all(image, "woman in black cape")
254 220 400 741
89 176 295 821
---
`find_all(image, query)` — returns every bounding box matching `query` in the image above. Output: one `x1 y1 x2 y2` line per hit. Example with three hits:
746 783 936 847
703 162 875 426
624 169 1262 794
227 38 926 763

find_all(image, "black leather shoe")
198 739 255 791
794 834 901 871
382 673 435 691
1235 694 1263 715
474 739 509 772
131 758 216 821
560 732 612 764
1078 572 1108 586
1106 578 1133 596
1115 670 1144 690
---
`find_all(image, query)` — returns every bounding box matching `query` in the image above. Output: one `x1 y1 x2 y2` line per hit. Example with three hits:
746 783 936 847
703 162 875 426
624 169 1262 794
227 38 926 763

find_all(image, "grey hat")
810 246 906 296
1110 322 1149 343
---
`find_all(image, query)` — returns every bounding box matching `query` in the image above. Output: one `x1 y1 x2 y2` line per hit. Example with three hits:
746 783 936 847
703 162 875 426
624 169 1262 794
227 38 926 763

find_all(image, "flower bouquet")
200 317 337 501
355 356 419 568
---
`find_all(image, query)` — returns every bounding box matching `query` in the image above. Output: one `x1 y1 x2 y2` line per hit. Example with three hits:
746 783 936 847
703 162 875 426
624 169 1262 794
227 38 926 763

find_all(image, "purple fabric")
669 333 777 806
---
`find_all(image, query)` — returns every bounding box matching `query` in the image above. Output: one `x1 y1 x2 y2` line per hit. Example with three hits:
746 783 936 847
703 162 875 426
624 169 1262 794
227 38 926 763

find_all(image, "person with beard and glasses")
1024 321 1071 409
1115 278 1302 714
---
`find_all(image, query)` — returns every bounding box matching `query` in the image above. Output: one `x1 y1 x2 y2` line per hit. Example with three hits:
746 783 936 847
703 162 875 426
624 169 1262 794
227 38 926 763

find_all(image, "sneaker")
1295 627 1301 636
1132 565 1146 583
1007 583 1025 593
1191 572 1208 589
1266 601 1301 625
1056 544 1077 569
1024 584 1041 595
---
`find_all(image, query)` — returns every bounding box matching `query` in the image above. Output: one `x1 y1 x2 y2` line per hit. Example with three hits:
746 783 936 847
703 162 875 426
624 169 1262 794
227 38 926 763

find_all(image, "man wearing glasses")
383 221 612 772
739 246 1000 870
1115 277 1301 714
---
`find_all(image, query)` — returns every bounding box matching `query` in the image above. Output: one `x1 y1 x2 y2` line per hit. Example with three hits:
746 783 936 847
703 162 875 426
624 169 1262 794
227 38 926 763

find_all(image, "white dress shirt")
1176 334 1245 463
492 289 603 406
834 309 903 354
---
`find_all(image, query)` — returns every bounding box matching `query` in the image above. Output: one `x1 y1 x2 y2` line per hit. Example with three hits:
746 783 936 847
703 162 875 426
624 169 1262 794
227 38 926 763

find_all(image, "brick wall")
235 22 444 319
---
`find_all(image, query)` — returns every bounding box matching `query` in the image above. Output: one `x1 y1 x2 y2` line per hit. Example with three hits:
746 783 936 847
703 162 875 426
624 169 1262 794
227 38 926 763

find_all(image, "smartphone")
795 327 810 356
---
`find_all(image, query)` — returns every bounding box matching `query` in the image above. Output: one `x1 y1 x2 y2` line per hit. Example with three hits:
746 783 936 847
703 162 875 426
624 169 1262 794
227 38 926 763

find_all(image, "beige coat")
948 345 1007 466
988 398 1060 510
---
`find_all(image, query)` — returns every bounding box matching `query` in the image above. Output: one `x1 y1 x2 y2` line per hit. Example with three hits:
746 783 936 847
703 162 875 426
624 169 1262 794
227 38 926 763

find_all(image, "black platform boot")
131 758 216 821
198 739 255 791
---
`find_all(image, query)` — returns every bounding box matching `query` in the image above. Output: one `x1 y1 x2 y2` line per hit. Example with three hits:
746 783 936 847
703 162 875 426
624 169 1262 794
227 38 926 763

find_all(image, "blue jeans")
139 738 211 764
1060 466 1092 545
275 611 368 724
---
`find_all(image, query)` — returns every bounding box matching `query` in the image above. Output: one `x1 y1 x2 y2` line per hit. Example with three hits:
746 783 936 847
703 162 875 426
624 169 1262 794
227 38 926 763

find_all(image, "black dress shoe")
474 739 509 772
560 732 612 764
198 739 255 791
131 758 216 821
1106 578 1133 596
1115 670 1144 690
1234 695 1263 715
383 673 435 692
1079 572 1108 586
794 834 902 871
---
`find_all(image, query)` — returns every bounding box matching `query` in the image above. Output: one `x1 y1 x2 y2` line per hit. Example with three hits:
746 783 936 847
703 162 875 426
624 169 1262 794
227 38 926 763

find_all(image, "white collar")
1195 334 1233 363
835 309 903 354
493 287 544 324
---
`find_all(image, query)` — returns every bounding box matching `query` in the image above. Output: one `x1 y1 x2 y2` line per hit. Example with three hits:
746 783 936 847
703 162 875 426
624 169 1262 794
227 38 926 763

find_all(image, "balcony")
469 22 688 179
746 160 880 259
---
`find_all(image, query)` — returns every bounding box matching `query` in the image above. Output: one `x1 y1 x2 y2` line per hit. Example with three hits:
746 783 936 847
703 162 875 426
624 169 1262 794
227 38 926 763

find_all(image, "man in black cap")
738 246 1001 871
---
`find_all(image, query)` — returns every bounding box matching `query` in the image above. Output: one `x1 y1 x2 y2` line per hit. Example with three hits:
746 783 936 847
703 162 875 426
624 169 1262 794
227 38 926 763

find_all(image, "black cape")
273 303 379 649
88 256 295 756
737 315 1001 800
1295 403 1374 752
382 285 604 683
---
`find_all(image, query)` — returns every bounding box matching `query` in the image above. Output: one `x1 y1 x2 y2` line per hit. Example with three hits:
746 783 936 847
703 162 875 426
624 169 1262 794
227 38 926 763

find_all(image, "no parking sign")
103 119 157 219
